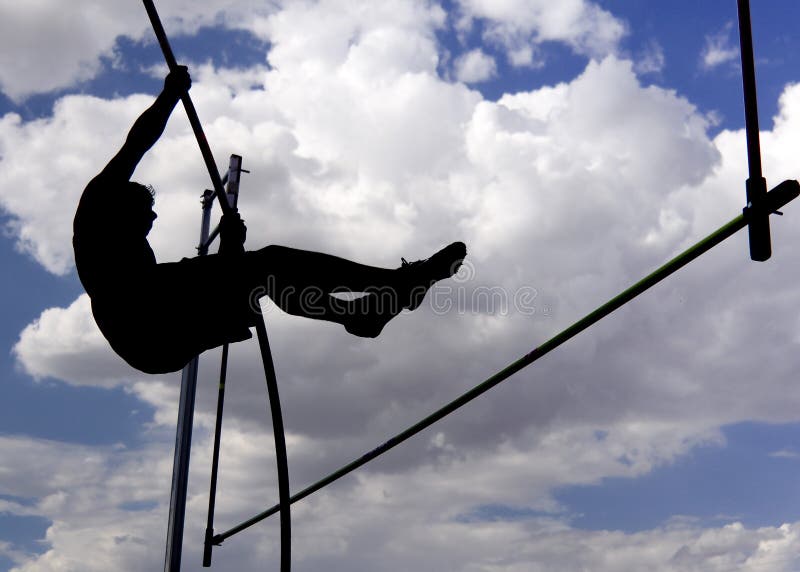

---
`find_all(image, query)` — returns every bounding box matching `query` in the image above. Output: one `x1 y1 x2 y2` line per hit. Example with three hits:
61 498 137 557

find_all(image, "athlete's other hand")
219 212 247 255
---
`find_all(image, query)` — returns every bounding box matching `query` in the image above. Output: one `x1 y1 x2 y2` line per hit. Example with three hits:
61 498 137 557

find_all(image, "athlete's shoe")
343 242 467 338
399 241 467 311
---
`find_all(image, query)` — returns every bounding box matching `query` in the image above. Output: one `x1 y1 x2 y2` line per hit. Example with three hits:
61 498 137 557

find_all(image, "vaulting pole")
254 319 291 572
213 180 799 545
142 0 233 218
141 2 292 570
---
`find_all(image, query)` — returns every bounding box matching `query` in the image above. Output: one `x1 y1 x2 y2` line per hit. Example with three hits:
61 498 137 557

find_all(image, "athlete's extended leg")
250 245 398 292
244 242 467 337
273 289 398 337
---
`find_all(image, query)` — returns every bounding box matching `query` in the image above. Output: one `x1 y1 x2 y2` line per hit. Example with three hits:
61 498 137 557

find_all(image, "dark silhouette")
73 68 466 375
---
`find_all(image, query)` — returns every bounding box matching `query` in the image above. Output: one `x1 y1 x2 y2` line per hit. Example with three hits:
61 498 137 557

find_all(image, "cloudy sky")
2 1 800 570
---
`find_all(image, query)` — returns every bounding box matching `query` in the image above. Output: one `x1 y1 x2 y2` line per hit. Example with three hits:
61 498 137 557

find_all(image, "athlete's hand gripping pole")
142 0 233 218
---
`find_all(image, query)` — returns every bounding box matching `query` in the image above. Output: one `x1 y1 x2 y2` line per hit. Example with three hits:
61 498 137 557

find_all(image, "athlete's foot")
399 241 467 311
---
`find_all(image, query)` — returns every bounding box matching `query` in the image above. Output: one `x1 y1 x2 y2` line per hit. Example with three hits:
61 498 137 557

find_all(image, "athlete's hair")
126 181 156 207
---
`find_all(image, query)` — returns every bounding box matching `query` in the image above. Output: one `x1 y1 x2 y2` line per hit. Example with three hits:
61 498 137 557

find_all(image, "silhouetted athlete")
73 68 466 375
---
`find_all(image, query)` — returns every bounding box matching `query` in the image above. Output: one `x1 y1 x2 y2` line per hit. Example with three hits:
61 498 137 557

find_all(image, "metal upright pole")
736 0 771 261
199 190 215 257
165 189 214 572
203 156 243 568
165 358 199 572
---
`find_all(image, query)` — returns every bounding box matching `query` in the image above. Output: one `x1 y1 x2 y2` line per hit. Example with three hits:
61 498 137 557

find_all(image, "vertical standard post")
736 0 771 261
203 342 229 568
165 357 200 572
225 155 243 210
198 190 215 257
165 189 215 572
203 156 243 568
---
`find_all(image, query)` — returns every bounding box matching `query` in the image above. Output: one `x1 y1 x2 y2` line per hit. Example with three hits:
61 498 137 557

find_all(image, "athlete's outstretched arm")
100 66 191 181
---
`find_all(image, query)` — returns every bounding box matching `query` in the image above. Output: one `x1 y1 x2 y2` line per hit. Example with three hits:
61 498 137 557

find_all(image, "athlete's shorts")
91 253 261 375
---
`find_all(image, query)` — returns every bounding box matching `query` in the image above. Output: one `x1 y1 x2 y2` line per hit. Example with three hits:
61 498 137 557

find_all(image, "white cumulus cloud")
0 0 277 101
700 22 740 71
454 48 498 83
457 0 626 64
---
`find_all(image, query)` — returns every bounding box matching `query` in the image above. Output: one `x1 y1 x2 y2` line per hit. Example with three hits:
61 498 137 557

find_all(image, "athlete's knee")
242 245 287 301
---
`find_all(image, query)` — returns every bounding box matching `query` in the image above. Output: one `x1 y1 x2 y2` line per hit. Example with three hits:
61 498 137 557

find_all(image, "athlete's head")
121 181 158 236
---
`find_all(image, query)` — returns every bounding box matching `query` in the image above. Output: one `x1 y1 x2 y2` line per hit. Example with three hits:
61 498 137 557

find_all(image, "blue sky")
2 1 800 571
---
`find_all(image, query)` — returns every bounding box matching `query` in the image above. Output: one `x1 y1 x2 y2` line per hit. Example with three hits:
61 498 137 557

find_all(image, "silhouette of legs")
273 287 396 337
252 245 398 293
243 242 467 337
